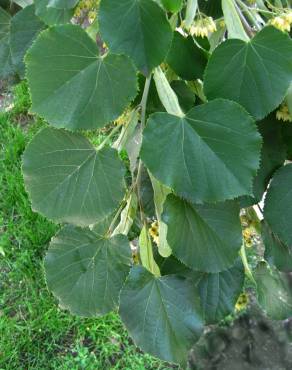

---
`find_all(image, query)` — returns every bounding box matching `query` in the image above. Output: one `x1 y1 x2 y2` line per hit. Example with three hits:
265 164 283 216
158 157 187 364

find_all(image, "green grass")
0 82 172 370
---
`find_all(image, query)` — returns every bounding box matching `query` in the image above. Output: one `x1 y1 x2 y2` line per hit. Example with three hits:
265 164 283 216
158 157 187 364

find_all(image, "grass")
0 82 171 370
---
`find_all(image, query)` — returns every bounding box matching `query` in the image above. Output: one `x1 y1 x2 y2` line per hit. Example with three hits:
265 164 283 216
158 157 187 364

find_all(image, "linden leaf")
204 26 292 120
22 127 126 226
262 221 292 273
255 262 292 320
0 8 14 78
264 164 292 248
141 99 262 203
159 256 245 324
119 266 204 366
99 0 173 75
26 24 137 130
34 0 74 25
45 226 132 316
162 194 242 273
166 31 207 81
10 5 45 78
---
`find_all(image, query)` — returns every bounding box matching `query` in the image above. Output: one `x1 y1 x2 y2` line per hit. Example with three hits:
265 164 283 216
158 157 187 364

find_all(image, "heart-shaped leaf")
141 99 261 203
99 0 173 75
34 0 74 25
166 31 207 80
119 266 204 366
162 194 242 272
262 221 292 273
26 24 137 130
22 127 126 226
255 262 292 320
10 5 45 78
264 164 292 248
159 256 245 323
0 8 14 78
45 226 132 316
204 26 292 120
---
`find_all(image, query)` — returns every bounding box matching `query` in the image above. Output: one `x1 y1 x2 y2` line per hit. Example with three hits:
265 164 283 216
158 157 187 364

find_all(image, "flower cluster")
235 293 249 311
149 221 159 245
269 11 292 32
190 16 217 38
276 103 292 123
240 214 257 248
74 0 100 23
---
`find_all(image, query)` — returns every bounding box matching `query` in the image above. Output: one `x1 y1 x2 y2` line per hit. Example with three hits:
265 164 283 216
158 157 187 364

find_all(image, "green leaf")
221 0 249 41
196 260 245 323
286 83 292 117
34 0 74 25
255 262 292 320
153 66 183 116
159 256 245 324
0 8 14 78
166 31 207 81
282 124 292 160
139 225 160 276
162 194 242 273
262 221 292 273
10 5 45 78
204 26 292 120
141 99 261 203
240 114 286 207
13 0 33 7
46 0 79 9
149 173 172 257
22 127 126 226
264 164 292 248
119 266 204 366
45 225 132 317
112 109 139 152
161 0 182 12
26 24 137 130
170 80 196 112
184 0 198 29
198 0 222 18
99 0 173 75
112 193 138 236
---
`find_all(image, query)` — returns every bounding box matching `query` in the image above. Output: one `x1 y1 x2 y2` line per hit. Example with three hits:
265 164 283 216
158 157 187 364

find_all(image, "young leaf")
99 0 173 75
0 8 14 78
45 226 132 317
262 221 292 273
10 4 45 78
119 266 204 366
264 164 292 248
204 26 292 120
34 0 74 25
153 66 184 116
162 194 242 273
149 173 172 257
221 0 249 41
184 0 198 29
26 24 137 130
22 127 126 226
139 225 160 276
166 31 207 81
255 262 292 320
112 193 138 236
141 99 261 203
161 0 183 13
